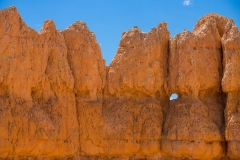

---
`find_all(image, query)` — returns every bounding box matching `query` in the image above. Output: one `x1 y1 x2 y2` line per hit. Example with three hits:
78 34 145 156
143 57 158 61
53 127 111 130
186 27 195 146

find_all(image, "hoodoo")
222 17 240 159
0 6 240 160
162 14 232 159
0 6 79 157
103 22 169 157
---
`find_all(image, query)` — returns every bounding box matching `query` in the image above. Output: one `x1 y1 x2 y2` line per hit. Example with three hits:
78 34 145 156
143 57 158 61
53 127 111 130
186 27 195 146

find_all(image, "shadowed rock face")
0 6 240 160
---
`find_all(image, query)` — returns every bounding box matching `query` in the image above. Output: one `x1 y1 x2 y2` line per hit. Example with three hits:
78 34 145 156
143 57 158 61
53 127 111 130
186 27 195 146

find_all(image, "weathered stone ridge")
103 23 169 157
162 14 230 159
0 6 79 158
0 6 240 160
60 21 106 156
222 18 240 159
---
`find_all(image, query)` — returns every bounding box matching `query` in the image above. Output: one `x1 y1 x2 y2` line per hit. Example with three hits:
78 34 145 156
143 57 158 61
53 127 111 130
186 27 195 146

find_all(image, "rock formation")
222 18 240 159
162 14 232 159
60 21 106 156
103 24 169 158
0 6 240 160
0 6 79 158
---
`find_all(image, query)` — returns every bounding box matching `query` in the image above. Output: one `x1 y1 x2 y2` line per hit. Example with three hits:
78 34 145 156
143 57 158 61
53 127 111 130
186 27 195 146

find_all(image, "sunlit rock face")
60 21 106 157
103 23 169 158
162 14 233 159
0 6 79 158
0 6 240 160
222 19 240 159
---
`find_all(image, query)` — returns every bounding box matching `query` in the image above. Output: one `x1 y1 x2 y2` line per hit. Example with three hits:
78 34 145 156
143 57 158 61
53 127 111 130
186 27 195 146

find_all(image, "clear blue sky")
0 0 239 99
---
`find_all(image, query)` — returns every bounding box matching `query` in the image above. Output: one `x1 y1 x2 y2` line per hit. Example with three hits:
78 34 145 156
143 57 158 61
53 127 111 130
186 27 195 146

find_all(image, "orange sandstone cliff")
162 14 231 159
222 17 240 159
60 21 106 157
0 6 240 160
0 7 79 158
103 24 169 158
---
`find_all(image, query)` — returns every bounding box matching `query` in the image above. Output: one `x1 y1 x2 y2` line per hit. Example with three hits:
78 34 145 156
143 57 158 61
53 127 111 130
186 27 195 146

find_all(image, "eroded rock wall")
0 6 240 160
161 14 232 159
60 21 106 156
103 24 169 158
0 7 79 158
222 20 240 159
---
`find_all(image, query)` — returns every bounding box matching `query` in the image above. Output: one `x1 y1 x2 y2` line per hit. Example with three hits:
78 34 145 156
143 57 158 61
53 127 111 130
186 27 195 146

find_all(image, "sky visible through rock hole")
0 0 239 100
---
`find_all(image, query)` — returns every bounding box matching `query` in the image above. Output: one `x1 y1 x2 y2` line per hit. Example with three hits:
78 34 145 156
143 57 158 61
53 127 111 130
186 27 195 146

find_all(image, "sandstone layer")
222 18 240 159
60 21 106 156
0 6 240 160
162 14 232 159
103 24 169 158
0 7 79 158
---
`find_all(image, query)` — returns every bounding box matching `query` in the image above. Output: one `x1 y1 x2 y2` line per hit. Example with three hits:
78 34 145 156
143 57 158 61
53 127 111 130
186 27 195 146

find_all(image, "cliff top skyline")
0 0 239 66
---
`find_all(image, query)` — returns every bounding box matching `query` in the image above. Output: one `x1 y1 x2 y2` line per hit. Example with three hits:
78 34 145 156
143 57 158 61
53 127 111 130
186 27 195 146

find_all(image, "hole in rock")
170 93 178 100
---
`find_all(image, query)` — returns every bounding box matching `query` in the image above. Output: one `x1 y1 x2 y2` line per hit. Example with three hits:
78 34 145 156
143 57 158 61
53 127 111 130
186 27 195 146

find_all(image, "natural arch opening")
170 93 178 100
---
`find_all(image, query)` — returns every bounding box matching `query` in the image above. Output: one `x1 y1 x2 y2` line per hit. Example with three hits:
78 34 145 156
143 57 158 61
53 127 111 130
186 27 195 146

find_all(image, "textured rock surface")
0 6 79 158
162 14 232 159
103 24 169 158
1 6 240 160
60 22 106 156
222 19 240 159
